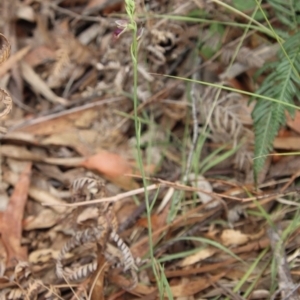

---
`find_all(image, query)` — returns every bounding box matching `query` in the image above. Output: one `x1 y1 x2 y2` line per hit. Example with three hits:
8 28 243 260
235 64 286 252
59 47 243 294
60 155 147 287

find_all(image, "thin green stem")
125 0 162 290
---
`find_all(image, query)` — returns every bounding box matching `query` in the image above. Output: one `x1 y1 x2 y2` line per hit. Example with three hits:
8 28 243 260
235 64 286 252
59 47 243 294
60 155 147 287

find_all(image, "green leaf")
252 32 300 181
201 24 224 59
232 0 257 10
232 0 268 21
187 8 210 18
267 0 299 29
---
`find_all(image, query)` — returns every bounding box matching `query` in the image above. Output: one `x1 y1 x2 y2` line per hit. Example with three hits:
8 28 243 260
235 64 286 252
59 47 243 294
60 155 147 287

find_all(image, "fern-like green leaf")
267 0 300 29
252 32 300 180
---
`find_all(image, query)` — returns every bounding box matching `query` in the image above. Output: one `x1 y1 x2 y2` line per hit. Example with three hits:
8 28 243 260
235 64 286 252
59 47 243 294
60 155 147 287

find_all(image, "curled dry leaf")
170 272 226 297
286 111 300 134
0 163 32 267
20 61 67 105
220 228 265 247
29 248 59 264
179 247 217 267
90 254 107 300
23 208 60 230
108 273 156 295
80 151 139 190
0 45 30 78
24 45 56 67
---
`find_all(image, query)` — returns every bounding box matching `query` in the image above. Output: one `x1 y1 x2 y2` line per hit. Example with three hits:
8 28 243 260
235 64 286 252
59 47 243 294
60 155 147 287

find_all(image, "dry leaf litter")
0 1 299 299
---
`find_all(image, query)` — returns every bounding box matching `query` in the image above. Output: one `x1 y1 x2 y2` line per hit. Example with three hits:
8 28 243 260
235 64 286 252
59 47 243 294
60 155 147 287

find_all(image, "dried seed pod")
109 231 137 272
0 33 10 65
107 231 138 290
56 227 103 280
67 260 98 281
70 177 105 202
58 176 139 289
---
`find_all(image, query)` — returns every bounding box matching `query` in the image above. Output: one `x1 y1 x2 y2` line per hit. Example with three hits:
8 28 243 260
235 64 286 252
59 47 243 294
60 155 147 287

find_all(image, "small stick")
43 184 160 207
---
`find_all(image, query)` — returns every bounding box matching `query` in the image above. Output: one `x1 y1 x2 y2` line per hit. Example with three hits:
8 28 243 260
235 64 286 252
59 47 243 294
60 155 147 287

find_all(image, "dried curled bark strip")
0 88 12 118
0 33 12 122
0 34 10 65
